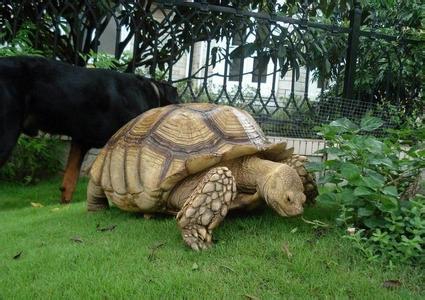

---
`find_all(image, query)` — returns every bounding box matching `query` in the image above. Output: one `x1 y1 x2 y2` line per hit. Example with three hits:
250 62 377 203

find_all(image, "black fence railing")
1 0 423 138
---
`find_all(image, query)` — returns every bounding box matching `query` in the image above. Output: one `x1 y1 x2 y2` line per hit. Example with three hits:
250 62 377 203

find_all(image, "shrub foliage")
308 116 425 264
0 136 64 184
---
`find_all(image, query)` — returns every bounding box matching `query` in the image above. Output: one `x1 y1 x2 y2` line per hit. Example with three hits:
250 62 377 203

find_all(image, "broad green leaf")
319 184 338 194
369 170 386 183
341 163 361 180
368 157 395 169
360 116 384 131
344 139 362 152
316 192 337 204
324 159 342 169
230 43 257 59
363 170 386 189
317 173 342 185
362 176 385 190
364 137 384 154
306 161 325 172
379 196 399 212
329 118 359 133
354 186 374 196
277 45 287 58
339 188 358 204
351 175 368 187
382 186 398 197
358 207 375 217
363 216 386 229
325 147 345 156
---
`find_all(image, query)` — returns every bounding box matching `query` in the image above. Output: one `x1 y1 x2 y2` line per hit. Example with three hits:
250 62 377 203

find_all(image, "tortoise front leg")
176 167 236 251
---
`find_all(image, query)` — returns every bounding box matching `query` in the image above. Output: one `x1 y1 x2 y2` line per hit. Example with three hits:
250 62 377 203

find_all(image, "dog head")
136 75 179 106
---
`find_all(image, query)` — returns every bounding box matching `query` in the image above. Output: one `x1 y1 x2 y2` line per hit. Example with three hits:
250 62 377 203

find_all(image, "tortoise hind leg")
87 179 109 211
176 167 236 251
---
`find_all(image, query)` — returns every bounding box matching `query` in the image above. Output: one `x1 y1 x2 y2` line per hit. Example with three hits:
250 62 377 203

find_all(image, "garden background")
0 0 424 298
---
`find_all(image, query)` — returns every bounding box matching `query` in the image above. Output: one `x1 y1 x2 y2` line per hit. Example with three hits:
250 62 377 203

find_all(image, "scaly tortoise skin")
88 103 317 250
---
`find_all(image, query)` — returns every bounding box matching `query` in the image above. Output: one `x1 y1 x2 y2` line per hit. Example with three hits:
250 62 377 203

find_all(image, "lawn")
0 177 424 299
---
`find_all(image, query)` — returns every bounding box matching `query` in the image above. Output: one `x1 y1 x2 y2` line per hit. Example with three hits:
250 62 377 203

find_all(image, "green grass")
0 177 424 299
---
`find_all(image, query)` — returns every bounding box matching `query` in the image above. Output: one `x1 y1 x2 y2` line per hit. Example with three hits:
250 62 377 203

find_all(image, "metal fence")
1 0 422 138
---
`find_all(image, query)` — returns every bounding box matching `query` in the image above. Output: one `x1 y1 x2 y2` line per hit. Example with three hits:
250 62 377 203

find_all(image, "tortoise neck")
238 156 282 196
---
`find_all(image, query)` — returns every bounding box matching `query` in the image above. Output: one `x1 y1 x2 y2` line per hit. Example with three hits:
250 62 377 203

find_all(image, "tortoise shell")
90 103 292 211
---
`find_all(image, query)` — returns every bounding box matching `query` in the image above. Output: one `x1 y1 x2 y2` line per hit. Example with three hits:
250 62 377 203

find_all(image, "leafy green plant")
83 50 137 71
308 116 425 264
83 50 119 69
0 22 43 57
0 136 65 184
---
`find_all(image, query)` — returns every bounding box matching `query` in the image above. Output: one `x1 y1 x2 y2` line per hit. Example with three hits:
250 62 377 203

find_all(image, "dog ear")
136 75 180 105
160 82 179 104
150 79 179 105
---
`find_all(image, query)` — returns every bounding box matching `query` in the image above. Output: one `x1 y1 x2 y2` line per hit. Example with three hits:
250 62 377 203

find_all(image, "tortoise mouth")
269 201 288 217
276 204 288 217
283 205 304 217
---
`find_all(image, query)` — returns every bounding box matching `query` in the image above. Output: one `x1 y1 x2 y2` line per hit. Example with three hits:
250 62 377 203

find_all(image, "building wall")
98 18 119 55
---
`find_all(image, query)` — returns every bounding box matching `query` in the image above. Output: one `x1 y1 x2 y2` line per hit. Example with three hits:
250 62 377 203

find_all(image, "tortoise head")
261 164 306 217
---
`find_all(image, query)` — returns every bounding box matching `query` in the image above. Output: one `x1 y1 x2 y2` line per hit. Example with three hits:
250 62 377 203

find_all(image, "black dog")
0 56 178 203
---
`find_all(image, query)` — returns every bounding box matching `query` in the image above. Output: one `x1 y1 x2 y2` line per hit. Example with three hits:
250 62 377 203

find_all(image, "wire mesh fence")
1 0 422 138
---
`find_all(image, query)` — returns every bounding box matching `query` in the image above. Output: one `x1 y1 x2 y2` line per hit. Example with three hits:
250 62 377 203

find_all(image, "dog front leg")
60 141 88 204
0 86 23 167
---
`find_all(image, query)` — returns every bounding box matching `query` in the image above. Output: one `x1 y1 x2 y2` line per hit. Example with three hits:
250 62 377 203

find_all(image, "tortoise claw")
182 226 213 251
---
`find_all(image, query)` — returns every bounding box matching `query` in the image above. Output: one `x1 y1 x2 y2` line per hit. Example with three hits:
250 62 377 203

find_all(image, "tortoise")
88 103 317 250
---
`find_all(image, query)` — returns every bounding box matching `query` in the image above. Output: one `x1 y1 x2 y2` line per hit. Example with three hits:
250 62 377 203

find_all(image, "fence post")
342 0 362 100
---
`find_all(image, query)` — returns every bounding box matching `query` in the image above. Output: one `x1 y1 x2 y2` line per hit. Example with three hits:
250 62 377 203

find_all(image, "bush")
0 22 43 57
308 116 425 264
0 136 65 184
